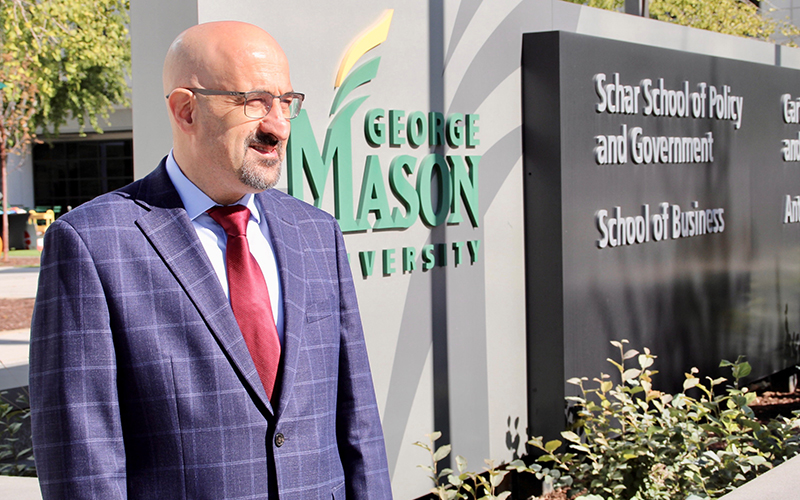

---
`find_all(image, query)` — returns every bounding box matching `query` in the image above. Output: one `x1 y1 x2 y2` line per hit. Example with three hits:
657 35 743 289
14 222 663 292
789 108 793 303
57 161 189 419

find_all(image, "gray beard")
239 157 282 191
239 136 284 190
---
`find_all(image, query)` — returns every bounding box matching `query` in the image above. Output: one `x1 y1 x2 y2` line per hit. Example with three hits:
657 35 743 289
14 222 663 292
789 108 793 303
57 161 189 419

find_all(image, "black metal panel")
523 31 800 439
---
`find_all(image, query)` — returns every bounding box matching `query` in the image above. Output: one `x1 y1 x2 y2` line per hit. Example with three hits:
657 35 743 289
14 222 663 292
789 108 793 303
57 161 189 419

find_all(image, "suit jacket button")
275 433 285 447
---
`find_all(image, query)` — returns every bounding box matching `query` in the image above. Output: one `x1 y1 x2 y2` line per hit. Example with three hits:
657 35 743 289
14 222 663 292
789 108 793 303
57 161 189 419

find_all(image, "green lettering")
452 241 464 266
417 154 452 227
406 111 426 148
356 155 393 230
447 155 480 227
382 248 396 275
467 240 481 264
446 113 464 148
429 112 444 147
364 108 385 146
403 246 416 272
359 251 376 277
422 244 435 270
286 110 328 206
466 114 480 147
388 155 419 229
389 109 405 147
286 100 367 232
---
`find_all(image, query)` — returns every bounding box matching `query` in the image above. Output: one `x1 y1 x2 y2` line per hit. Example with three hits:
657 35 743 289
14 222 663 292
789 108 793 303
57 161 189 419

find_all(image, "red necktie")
208 205 281 400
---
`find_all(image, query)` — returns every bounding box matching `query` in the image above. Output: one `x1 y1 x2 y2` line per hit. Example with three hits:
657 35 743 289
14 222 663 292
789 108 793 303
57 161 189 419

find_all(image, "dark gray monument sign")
523 31 800 439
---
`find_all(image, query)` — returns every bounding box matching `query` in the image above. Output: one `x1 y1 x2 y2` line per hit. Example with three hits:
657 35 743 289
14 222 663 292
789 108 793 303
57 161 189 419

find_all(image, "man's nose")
259 102 291 140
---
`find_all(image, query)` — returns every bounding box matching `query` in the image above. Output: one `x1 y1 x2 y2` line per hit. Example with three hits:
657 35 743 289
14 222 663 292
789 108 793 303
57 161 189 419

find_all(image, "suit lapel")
132 163 274 416
256 191 305 419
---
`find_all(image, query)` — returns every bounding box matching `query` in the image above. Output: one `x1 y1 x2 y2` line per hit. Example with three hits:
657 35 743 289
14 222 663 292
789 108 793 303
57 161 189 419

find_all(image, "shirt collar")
165 150 260 223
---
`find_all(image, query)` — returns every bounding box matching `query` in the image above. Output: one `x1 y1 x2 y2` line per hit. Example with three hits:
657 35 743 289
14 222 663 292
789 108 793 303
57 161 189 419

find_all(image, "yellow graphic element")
334 9 394 88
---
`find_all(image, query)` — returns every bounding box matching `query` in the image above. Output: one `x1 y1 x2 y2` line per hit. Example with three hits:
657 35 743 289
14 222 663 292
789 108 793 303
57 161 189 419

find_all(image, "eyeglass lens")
244 93 302 119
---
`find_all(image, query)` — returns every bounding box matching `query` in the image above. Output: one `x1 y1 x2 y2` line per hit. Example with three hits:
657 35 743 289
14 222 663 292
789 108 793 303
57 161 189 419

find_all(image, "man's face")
194 52 293 198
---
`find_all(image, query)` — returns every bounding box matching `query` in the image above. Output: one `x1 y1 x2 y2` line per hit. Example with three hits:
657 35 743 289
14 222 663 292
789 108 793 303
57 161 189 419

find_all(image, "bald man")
30 22 393 499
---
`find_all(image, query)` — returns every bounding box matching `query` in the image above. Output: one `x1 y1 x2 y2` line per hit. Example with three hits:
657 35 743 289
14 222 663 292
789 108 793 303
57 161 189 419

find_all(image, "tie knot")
208 205 251 237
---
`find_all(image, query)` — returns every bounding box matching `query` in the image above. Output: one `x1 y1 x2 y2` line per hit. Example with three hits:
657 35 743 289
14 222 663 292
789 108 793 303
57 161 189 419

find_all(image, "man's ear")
167 89 196 133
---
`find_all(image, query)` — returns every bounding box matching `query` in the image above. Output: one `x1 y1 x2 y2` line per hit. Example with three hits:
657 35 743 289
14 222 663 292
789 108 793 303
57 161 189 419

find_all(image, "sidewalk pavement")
0 329 31 391
720 452 800 500
0 267 38 392
0 268 40 498
0 267 39 299
0 476 41 500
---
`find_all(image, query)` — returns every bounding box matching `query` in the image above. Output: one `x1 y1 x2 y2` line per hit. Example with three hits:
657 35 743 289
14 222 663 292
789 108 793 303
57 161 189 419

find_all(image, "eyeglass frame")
166 87 305 119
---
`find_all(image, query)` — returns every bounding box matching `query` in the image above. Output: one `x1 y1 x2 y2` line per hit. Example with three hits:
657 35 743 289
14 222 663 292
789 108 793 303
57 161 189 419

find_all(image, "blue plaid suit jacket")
29 160 392 499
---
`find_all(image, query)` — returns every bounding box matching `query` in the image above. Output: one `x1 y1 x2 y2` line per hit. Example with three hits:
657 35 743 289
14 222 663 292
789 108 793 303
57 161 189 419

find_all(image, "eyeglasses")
168 88 305 119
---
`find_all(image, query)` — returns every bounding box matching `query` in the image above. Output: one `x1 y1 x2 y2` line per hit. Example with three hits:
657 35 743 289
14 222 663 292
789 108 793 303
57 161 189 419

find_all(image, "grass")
0 249 41 267
7 250 40 257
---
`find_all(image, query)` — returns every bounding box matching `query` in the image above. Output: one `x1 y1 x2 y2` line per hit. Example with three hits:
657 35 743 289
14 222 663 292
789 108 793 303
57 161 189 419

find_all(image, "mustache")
249 130 280 149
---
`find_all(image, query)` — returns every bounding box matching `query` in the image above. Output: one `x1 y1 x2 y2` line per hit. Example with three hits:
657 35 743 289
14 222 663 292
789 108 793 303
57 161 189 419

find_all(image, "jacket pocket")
306 295 335 323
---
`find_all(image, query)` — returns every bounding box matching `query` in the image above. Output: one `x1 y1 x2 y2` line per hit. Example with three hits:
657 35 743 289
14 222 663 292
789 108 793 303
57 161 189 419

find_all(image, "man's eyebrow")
248 90 297 95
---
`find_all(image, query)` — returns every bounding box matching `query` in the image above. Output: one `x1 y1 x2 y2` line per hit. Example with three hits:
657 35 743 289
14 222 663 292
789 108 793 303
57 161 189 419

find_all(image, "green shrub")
414 431 511 500
0 389 35 476
511 340 800 500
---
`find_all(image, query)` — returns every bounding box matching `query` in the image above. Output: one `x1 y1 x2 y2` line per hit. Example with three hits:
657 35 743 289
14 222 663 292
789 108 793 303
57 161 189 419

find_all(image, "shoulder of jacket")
262 189 338 225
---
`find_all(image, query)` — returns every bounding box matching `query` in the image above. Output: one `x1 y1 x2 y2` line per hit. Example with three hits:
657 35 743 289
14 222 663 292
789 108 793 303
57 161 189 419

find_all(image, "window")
33 138 133 209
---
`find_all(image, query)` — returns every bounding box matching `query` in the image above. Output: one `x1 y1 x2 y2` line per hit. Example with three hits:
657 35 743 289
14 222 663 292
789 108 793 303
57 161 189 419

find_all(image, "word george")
365 109 480 149
596 202 725 249
594 73 744 129
595 125 714 165
354 240 481 279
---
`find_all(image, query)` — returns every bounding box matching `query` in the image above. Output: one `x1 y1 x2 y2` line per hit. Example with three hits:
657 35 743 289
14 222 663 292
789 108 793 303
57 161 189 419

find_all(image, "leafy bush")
563 0 800 46
0 389 35 476
510 341 800 500
414 431 511 500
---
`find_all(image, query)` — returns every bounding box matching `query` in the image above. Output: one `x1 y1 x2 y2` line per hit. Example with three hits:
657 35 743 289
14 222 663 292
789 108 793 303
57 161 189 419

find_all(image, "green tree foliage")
649 0 799 42
0 0 130 148
574 0 625 10
565 0 800 45
0 0 130 259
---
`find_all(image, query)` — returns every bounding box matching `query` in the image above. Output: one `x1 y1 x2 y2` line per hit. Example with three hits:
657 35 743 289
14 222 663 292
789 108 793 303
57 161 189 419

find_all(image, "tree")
566 0 800 44
0 0 130 261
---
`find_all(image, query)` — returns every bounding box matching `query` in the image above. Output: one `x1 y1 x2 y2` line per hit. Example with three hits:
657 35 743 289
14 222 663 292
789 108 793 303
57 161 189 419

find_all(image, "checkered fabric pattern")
29 159 392 499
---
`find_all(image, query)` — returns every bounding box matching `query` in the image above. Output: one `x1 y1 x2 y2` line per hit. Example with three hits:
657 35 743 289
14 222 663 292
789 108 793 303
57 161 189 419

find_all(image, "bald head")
162 21 294 205
163 21 289 96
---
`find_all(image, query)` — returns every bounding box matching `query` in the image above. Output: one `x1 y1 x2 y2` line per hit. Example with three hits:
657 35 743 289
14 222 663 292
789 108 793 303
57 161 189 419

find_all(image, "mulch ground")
751 389 800 423
0 298 36 331
0 256 40 268
0 256 39 332
538 491 570 500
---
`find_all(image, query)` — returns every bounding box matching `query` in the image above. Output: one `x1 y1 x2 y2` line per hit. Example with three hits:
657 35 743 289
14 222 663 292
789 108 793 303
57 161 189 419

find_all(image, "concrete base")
720 453 800 500
0 329 30 391
0 475 41 500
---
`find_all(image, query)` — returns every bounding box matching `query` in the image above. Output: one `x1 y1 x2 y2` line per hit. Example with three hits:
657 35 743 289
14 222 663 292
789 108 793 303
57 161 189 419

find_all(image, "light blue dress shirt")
165 151 284 344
